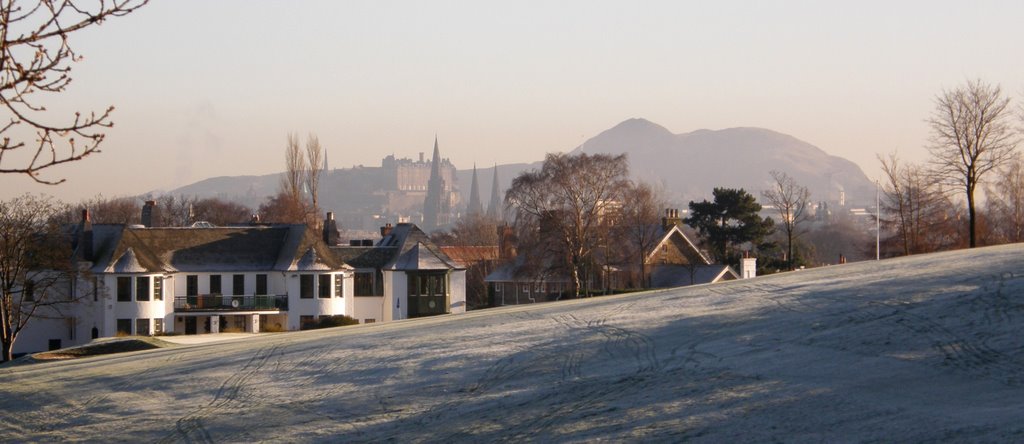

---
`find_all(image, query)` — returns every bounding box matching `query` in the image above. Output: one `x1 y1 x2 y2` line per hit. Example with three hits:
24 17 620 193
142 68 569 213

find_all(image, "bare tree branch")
0 0 149 184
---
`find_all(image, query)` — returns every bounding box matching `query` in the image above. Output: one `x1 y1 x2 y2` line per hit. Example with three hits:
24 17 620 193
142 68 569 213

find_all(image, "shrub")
314 315 360 329
261 322 286 333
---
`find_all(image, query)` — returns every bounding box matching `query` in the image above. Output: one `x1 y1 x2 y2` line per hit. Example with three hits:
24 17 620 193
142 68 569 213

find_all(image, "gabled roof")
328 223 463 272
380 224 462 271
88 225 349 274
645 224 711 265
390 242 456 270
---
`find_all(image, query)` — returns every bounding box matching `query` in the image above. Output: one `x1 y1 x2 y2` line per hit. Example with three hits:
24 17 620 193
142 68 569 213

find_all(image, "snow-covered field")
3 244 1024 442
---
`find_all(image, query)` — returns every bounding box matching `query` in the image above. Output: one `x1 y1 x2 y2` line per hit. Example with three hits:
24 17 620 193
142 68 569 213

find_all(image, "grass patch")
30 337 176 362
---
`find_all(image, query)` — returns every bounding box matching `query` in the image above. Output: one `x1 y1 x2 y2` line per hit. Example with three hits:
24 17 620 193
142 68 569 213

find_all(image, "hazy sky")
2 0 1022 202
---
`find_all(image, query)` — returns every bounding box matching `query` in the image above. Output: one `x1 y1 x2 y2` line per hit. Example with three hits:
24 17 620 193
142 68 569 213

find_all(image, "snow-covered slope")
3 245 1024 442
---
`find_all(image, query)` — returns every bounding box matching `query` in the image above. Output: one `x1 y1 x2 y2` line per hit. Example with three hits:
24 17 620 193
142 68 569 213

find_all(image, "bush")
314 315 360 329
261 322 286 333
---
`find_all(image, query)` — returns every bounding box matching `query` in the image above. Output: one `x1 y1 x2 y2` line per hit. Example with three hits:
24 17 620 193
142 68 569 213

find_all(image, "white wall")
449 270 467 314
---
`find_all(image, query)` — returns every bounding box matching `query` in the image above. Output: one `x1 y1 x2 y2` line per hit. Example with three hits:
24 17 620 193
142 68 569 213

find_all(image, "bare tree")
985 154 1024 243
928 79 1018 248
258 191 306 224
0 194 74 361
0 0 149 184
616 181 664 289
61 194 139 224
879 152 960 255
762 170 810 270
505 153 629 297
305 133 324 226
282 133 305 206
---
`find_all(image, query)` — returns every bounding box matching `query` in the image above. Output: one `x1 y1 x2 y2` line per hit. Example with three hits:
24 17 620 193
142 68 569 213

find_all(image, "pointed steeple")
422 135 448 230
467 164 483 216
486 164 501 220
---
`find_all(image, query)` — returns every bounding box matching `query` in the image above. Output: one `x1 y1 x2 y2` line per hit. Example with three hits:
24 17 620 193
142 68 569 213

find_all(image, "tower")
422 136 450 230
467 164 483 216
486 164 501 220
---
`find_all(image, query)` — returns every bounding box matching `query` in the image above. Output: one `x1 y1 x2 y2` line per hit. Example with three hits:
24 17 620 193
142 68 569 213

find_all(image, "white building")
13 212 465 356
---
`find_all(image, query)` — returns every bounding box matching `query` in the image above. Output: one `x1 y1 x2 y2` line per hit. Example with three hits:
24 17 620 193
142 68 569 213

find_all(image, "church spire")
422 135 449 230
467 163 483 216
486 163 501 219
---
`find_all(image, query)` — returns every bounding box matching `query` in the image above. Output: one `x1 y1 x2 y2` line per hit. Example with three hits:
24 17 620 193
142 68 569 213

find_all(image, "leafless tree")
0 0 149 184
762 170 810 270
305 133 324 227
0 194 75 361
928 79 1019 248
62 194 138 224
258 191 306 224
505 152 629 297
615 181 665 288
282 133 305 206
985 154 1024 243
878 153 955 255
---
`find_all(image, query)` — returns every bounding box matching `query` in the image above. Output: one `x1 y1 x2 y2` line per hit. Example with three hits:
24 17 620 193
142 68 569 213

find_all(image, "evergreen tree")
685 188 774 266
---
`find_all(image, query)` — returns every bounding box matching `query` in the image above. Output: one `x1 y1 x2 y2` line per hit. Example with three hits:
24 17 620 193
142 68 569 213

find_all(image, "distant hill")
163 119 876 222
569 118 876 205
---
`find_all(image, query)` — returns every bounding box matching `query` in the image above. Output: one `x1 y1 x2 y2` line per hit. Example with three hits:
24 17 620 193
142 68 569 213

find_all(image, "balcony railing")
174 294 288 312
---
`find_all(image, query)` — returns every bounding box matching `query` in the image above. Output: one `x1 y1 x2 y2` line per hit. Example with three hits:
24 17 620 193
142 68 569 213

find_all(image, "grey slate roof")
377 223 462 271
87 224 349 274
649 264 738 287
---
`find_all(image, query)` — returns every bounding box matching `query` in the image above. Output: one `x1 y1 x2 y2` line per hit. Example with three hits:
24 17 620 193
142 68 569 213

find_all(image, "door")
185 317 197 335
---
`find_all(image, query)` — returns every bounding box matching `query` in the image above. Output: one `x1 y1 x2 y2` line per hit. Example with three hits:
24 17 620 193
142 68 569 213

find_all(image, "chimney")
322 211 340 246
141 200 157 228
380 223 394 237
741 252 757 279
78 209 94 262
662 208 682 231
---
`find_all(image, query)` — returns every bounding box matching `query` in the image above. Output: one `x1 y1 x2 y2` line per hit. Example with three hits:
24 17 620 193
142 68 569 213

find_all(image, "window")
93 276 99 302
154 319 164 335
300 315 315 330
136 319 150 336
407 272 448 318
233 274 245 296
153 277 162 301
300 275 313 298
116 318 132 335
334 274 344 298
209 275 222 295
117 277 132 301
256 274 268 295
318 275 331 298
354 272 373 296
136 276 150 301
186 275 198 296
